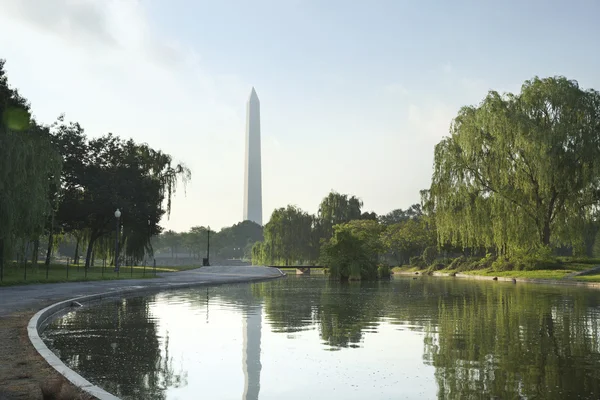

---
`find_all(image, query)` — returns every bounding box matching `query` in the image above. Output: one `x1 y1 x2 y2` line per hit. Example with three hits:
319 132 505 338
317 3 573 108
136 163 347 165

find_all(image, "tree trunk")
542 220 551 246
23 241 30 267
74 237 80 265
0 238 4 280
32 239 40 267
84 235 97 269
45 231 54 266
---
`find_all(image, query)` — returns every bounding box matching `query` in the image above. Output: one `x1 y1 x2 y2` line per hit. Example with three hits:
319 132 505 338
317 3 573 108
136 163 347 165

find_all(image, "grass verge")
0 262 199 286
392 261 600 281
574 274 600 282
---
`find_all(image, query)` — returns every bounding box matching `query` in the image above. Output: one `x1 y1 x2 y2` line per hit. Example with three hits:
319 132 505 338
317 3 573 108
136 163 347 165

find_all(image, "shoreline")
1 266 285 400
393 270 600 288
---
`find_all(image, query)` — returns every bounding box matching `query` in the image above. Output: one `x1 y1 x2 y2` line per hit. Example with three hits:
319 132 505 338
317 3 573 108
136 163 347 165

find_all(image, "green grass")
574 274 600 282
0 262 199 286
391 266 422 273
393 260 595 281
457 268 574 280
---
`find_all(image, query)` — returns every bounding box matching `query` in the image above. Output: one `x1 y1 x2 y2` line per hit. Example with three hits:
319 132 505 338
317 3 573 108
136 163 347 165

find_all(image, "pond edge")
27 269 286 400
394 270 600 288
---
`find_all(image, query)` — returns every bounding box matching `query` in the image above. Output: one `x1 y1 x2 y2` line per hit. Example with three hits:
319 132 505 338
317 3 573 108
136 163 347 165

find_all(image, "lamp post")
206 226 211 266
114 209 121 273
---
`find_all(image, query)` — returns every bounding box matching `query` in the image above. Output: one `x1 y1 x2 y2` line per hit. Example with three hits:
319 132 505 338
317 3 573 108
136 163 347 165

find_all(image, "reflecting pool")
42 276 600 399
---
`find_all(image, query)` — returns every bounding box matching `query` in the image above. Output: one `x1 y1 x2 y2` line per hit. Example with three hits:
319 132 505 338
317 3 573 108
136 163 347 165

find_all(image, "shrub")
478 253 496 269
422 246 438 265
410 255 426 269
427 262 446 273
378 264 391 279
491 257 515 272
509 246 561 270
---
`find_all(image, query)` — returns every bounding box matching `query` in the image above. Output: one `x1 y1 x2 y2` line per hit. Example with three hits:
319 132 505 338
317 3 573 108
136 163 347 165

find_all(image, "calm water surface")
43 276 600 399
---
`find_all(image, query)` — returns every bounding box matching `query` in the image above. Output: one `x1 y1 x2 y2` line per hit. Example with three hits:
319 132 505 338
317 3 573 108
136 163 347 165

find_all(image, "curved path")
1 265 282 317
0 266 283 400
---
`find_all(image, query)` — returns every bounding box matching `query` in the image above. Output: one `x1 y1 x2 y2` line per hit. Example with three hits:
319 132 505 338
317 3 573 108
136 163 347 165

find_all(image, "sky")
1 0 599 233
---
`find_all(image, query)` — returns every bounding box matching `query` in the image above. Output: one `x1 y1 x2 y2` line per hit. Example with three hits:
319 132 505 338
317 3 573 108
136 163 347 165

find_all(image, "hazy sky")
1 0 599 232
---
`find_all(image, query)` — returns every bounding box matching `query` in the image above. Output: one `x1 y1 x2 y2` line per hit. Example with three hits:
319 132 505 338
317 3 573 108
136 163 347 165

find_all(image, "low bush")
378 264 391 279
410 256 426 269
426 262 447 273
422 246 438 266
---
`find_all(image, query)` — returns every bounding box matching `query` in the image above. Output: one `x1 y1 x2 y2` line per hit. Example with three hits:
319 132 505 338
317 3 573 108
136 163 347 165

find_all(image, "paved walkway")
0 265 283 317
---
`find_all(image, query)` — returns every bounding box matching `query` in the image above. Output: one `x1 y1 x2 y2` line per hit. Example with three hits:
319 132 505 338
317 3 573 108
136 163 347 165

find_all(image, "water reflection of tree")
424 285 600 400
252 278 319 333
253 277 393 348
46 296 187 400
316 280 390 348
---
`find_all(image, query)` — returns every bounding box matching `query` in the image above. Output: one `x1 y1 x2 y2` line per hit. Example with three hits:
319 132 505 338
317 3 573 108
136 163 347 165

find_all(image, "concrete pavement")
0 265 284 317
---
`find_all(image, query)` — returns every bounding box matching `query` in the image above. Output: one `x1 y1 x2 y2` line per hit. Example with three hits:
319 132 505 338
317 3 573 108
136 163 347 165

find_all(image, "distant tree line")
251 190 436 280
150 220 263 262
0 59 190 276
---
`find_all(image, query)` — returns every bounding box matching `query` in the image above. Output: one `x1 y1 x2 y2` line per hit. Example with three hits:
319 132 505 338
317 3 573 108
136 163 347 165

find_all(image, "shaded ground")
0 308 92 400
0 263 198 287
0 266 281 399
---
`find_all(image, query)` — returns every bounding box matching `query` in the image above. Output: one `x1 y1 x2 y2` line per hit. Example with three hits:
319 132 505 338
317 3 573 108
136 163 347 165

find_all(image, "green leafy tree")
258 205 314 265
378 204 423 226
0 60 62 275
52 128 191 267
380 218 435 265
430 76 600 255
318 191 363 239
320 220 383 281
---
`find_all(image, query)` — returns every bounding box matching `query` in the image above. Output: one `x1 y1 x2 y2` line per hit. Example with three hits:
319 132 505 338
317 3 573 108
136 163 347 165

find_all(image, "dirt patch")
0 308 94 400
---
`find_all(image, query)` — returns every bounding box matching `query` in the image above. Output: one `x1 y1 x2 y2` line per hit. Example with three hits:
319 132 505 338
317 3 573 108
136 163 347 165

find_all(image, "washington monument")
243 87 263 225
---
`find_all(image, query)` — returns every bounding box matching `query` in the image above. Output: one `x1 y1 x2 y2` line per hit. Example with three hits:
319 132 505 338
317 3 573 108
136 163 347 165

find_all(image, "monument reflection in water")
42 276 600 400
242 304 262 400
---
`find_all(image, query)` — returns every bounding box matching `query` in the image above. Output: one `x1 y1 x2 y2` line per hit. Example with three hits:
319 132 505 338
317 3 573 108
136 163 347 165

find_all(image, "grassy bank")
0 262 199 286
392 260 600 282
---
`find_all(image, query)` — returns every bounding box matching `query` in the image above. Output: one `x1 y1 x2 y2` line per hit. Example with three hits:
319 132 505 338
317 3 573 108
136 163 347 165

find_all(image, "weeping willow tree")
0 60 62 276
251 205 314 266
430 76 600 255
318 191 363 239
320 220 383 281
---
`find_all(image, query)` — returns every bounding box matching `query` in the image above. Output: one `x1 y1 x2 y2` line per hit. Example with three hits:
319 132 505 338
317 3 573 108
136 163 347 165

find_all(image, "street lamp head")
115 209 121 218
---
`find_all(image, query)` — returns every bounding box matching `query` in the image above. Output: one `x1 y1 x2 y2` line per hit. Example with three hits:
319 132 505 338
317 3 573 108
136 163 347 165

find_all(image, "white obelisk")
243 87 263 225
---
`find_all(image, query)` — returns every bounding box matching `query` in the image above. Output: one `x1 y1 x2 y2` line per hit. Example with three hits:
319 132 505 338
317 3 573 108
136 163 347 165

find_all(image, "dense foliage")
0 60 62 277
248 190 432 280
0 59 190 275
430 76 600 255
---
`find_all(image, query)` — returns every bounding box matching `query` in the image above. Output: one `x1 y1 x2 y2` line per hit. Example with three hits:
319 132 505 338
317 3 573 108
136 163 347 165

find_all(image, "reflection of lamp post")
206 226 211 266
114 209 121 273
